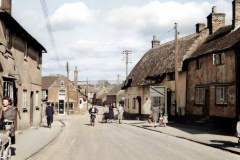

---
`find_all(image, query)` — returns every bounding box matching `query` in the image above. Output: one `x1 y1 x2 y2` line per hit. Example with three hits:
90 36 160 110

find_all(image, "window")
196 59 201 70
216 86 228 105
167 73 175 81
132 98 136 109
3 81 13 99
35 91 39 107
60 80 65 88
22 90 27 108
195 87 206 105
213 53 224 65
152 97 161 107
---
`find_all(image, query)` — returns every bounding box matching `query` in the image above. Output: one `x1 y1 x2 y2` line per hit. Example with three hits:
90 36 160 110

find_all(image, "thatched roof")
122 34 198 88
186 25 237 60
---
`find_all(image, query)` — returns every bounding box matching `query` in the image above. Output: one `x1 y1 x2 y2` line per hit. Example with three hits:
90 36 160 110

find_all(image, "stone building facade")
42 75 80 115
0 0 46 129
183 1 240 121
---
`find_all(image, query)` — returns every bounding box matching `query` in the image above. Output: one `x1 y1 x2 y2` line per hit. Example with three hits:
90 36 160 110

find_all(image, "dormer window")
6 28 12 49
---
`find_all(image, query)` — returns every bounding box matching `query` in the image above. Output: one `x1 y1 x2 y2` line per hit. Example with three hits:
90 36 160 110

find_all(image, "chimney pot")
151 35 160 49
196 23 206 33
207 6 225 34
212 6 217 13
1 0 11 14
233 0 240 28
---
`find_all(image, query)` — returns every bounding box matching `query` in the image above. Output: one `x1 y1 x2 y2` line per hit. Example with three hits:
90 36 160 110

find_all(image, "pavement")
28 114 240 160
12 116 65 160
124 120 240 155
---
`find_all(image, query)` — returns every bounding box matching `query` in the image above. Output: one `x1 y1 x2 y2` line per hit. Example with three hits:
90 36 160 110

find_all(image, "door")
203 88 210 118
59 100 65 114
137 96 142 118
167 90 172 119
30 91 34 126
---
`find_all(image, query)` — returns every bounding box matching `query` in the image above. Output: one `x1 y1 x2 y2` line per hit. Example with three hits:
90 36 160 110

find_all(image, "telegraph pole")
66 61 70 115
174 22 180 116
122 50 132 78
86 78 89 110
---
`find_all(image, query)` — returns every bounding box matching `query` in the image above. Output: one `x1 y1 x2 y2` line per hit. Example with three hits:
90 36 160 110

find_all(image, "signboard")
150 86 165 97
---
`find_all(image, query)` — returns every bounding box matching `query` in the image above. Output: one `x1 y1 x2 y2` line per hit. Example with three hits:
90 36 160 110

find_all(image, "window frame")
195 87 206 106
215 86 228 105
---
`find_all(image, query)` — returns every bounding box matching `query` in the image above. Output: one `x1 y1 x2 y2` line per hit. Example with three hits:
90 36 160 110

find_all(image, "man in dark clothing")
46 103 54 128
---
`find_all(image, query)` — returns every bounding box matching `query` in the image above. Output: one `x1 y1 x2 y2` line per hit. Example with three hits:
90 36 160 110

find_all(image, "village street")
28 115 240 160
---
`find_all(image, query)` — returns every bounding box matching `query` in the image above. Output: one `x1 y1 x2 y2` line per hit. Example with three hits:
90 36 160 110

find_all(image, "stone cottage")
183 1 240 122
0 0 47 129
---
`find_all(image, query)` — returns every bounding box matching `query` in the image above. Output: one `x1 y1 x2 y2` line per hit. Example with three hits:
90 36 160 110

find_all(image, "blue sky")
11 0 231 81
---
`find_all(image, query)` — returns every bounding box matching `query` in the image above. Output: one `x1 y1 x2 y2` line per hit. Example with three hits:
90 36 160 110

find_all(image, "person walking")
46 103 54 128
109 104 114 122
2 97 17 144
237 117 240 145
117 103 124 124
151 105 160 128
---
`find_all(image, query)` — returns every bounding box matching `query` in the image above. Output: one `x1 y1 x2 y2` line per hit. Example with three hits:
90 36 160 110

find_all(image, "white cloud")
50 2 94 31
13 0 234 81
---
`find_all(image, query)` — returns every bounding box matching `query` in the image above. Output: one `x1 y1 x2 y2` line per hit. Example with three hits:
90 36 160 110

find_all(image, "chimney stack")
151 35 160 49
207 6 225 34
196 23 206 33
233 0 240 29
1 0 12 14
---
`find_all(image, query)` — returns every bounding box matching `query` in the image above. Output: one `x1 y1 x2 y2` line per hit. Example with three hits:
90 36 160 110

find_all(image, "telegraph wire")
39 0 63 68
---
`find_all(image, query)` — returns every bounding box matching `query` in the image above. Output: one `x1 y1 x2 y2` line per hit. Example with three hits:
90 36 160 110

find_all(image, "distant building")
42 75 79 114
0 0 46 129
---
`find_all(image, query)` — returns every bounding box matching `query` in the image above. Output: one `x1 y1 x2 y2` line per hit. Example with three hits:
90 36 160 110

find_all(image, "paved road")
29 115 240 160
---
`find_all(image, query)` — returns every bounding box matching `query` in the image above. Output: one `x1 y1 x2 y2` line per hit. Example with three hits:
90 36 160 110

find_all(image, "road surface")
29 115 240 160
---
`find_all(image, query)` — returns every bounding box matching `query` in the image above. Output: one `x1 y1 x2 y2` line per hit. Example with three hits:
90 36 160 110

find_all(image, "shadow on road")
210 140 238 148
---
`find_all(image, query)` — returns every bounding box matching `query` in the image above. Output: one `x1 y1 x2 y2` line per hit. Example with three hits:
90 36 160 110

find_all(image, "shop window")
216 86 228 105
195 87 206 105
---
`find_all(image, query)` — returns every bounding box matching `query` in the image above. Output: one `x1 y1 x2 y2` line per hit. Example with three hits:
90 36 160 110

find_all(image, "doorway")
59 100 65 114
30 91 34 126
203 88 210 118
137 96 142 118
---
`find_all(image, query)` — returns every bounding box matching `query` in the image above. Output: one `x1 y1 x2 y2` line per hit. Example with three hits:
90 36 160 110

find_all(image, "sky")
11 0 232 81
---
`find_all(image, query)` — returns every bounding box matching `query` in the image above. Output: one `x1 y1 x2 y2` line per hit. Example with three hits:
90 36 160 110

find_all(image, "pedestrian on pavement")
46 102 54 128
109 104 114 122
2 97 17 144
151 105 160 128
117 103 124 124
236 117 240 145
